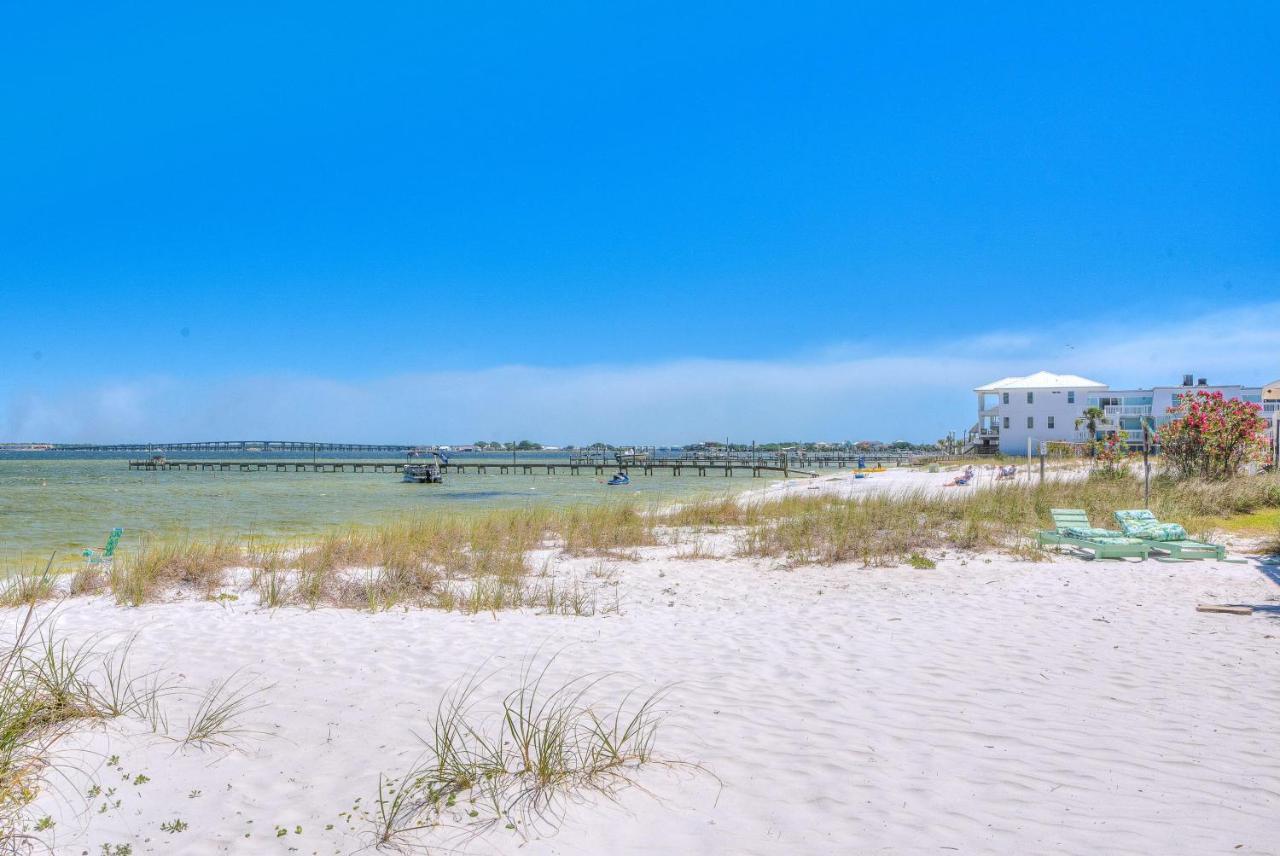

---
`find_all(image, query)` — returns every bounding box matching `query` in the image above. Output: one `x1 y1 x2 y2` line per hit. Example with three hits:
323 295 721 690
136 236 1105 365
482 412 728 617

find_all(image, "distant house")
971 371 1279 455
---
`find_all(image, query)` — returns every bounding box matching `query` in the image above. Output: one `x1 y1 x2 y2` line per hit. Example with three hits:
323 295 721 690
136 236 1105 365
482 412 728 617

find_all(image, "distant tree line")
473 440 545 451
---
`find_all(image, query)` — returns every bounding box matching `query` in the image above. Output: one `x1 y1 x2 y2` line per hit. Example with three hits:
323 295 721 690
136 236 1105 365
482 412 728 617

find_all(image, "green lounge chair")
1113 510 1227 561
1037 508 1149 560
83 527 123 565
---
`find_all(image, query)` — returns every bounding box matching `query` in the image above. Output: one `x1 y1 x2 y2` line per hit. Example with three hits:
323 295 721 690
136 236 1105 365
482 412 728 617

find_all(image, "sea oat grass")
34 471 1280 610
369 659 669 848
554 503 657 555
0 601 189 848
0 570 56 609
735 472 1280 566
182 673 269 749
109 536 241 605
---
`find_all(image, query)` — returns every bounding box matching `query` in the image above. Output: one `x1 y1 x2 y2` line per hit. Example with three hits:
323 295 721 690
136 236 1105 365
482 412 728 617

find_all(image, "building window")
1027 416 1034 429
1026 392 1034 404
1067 391 1075 404
1003 417 1009 429
1047 416 1055 429
1002 392 1009 404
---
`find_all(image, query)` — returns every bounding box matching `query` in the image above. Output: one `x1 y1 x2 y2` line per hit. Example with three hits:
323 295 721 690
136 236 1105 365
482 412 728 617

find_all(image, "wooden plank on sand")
1195 604 1253 616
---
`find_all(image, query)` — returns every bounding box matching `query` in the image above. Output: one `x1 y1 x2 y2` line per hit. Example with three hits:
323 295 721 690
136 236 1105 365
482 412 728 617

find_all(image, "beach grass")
0 601 185 847
109 536 241 606
555 503 658 556
0 598 268 851
369 659 667 848
5 472 1279 611
182 672 270 749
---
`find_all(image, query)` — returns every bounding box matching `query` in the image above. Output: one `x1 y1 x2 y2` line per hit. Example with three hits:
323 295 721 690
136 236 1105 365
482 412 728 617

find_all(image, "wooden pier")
128 459 819 478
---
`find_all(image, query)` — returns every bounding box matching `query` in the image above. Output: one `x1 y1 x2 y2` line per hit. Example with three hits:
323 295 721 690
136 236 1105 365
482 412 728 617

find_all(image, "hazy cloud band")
5 302 1278 444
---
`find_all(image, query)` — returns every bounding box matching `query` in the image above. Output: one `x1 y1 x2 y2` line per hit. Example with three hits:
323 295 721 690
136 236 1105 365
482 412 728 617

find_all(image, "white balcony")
1263 402 1280 413
1103 405 1153 417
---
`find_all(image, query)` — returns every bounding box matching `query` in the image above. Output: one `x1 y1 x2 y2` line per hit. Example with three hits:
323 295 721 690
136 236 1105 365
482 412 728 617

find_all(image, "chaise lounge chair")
1112 510 1227 561
83 527 123 566
1036 508 1149 560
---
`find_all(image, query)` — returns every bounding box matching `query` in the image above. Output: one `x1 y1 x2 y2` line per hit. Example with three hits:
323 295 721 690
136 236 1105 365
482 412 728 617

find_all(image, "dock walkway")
128 459 820 478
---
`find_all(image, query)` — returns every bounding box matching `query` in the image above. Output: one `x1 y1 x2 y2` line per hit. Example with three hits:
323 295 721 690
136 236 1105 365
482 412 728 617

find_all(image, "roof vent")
1182 374 1194 387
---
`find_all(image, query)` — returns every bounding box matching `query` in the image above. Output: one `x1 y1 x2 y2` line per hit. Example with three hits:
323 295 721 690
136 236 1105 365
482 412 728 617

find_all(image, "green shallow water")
0 456 773 569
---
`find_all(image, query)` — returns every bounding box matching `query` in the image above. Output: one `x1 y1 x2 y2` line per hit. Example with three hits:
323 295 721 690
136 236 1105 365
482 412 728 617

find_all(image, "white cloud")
5 301 1279 444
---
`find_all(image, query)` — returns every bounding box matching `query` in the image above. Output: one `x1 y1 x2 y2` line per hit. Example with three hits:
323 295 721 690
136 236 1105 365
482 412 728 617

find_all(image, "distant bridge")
12 441 942 467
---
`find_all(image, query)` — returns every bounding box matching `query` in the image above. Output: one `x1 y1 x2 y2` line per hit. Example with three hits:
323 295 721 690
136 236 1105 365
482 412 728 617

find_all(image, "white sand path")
750 461 1086 504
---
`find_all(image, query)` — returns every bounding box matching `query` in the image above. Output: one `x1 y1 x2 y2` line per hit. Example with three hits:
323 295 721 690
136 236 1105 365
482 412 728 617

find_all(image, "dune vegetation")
2 471 1277 614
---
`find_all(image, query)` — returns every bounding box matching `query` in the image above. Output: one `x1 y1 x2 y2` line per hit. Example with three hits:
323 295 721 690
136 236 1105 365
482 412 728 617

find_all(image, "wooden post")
1142 419 1152 508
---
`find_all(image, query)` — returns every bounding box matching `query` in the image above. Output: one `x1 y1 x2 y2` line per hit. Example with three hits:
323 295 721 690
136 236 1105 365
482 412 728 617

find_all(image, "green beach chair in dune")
1036 508 1150 560
82 527 123 566
1112 510 1228 561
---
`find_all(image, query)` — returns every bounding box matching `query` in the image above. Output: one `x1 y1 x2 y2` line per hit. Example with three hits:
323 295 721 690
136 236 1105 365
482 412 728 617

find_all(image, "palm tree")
1075 406 1110 457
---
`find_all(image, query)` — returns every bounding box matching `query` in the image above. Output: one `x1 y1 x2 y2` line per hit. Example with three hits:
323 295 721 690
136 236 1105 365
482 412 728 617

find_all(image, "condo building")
970 371 1280 455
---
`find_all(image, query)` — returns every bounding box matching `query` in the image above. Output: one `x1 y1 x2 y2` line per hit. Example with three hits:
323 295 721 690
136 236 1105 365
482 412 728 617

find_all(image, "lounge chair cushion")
1063 526 1119 539
1115 510 1188 542
1094 535 1144 545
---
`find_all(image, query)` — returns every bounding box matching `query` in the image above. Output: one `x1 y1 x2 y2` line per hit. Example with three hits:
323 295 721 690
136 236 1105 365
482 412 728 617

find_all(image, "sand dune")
16 524 1279 855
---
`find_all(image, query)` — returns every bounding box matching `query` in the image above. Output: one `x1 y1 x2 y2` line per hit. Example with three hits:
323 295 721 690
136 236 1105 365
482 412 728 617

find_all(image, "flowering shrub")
1092 430 1131 478
1158 391 1270 480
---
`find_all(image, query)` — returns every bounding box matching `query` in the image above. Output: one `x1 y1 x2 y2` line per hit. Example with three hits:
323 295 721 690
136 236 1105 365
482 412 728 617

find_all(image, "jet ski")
607 472 630 486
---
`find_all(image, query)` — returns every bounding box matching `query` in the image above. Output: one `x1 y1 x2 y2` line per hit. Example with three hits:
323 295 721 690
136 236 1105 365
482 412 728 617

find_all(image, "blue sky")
2 2 1277 443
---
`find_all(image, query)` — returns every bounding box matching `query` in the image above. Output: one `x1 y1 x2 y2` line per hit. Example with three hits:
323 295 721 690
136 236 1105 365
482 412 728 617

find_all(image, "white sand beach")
12 469 1280 855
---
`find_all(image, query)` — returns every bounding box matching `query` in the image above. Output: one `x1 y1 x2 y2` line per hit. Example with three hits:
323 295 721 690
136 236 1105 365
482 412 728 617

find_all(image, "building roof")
974 371 1108 392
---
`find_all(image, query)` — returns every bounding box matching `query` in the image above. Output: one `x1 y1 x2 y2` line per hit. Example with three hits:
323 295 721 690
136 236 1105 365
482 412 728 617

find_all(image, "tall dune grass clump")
0 569 56 610
109 536 241 606
554 503 657 555
238 509 553 612
369 659 669 849
664 495 755 528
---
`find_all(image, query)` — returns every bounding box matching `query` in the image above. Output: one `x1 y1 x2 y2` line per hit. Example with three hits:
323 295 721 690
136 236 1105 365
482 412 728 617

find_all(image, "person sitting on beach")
943 466 975 487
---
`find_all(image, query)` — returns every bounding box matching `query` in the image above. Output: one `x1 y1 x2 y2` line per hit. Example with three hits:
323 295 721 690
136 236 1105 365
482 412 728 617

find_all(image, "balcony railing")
1263 402 1280 413
1103 405 1153 417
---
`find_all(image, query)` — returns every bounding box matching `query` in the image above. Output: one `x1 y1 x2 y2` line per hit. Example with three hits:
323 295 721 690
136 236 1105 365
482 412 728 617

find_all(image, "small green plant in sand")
907 554 936 569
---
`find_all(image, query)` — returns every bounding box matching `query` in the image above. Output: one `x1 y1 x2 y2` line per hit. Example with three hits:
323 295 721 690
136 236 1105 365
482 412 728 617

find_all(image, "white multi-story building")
971 371 1280 455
